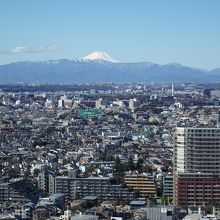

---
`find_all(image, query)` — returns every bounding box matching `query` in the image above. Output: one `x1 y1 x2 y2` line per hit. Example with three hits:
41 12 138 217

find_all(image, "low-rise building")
124 173 156 197
55 176 136 201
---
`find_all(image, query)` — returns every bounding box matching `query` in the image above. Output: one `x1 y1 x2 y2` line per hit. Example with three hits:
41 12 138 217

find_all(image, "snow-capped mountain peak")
82 51 119 63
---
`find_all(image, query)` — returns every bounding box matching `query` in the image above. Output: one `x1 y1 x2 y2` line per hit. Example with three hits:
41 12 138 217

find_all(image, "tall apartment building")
38 170 55 195
174 127 220 206
163 174 173 199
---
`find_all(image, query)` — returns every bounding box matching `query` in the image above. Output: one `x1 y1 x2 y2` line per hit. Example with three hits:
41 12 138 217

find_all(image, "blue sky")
0 0 219 69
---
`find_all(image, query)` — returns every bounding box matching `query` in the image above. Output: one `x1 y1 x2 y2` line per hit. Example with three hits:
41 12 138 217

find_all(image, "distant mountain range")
0 51 219 83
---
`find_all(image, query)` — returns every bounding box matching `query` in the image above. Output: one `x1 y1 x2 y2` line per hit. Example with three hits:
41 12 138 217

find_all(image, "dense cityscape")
0 83 219 219
1 1 220 219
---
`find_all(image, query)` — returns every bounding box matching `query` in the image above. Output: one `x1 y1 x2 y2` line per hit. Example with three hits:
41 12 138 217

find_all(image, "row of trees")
113 156 145 178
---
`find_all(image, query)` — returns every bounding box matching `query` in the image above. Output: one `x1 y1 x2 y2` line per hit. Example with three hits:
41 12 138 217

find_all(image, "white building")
174 127 220 174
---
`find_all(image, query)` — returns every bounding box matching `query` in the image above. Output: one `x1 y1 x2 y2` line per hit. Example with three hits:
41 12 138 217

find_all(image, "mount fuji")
0 51 219 83
82 51 119 63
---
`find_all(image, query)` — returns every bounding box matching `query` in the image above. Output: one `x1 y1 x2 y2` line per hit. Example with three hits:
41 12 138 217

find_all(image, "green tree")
100 151 115 161
207 199 219 214
74 192 80 200
8 168 19 178
126 157 136 171
161 196 169 206
113 157 125 178
85 165 97 175
136 158 144 172
33 169 40 177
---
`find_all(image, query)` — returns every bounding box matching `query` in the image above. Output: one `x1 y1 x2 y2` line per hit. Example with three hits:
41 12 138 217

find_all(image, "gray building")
38 170 55 194
0 178 45 203
163 174 173 199
55 176 136 201
140 206 173 220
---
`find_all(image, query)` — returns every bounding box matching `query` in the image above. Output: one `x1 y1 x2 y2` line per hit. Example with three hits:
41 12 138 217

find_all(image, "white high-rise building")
174 127 220 175
58 95 72 108
95 98 108 109
45 98 53 108
129 98 140 112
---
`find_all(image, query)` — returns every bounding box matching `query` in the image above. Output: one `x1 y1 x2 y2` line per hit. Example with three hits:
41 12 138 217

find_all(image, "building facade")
55 176 136 201
163 174 173 199
174 173 220 207
38 170 55 195
174 127 220 206
124 173 156 198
